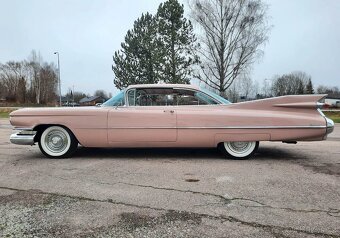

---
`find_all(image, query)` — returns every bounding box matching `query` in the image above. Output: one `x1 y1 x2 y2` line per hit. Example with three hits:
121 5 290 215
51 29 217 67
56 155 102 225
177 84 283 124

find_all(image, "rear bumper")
318 109 334 139
326 117 334 135
10 132 36 145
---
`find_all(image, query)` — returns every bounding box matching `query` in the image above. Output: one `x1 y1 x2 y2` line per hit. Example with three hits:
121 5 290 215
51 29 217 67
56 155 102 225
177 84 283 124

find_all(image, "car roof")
126 84 200 90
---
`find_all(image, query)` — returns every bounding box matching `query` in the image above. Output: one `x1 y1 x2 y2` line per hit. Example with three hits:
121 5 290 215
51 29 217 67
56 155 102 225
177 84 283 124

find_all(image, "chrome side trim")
179 126 326 129
13 127 34 131
317 109 326 117
107 125 326 129
10 133 36 145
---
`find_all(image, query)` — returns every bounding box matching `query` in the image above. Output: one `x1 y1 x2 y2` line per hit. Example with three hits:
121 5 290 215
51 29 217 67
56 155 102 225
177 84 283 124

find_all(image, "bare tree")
261 78 273 97
28 50 43 104
65 89 86 103
317 85 340 95
189 0 270 96
39 63 58 104
226 82 239 102
94 90 108 99
238 75 254 99
271 71 312 96
0 50 58 105
0 61 26 101
0 81 3 99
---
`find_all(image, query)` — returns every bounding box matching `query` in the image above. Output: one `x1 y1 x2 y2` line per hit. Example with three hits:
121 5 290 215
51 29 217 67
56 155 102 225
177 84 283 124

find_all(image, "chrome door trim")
107 125 326 129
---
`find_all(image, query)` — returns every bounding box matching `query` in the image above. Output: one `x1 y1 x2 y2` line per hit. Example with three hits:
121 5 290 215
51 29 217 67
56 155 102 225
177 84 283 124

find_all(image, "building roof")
326 93 340 100
79 95 104 103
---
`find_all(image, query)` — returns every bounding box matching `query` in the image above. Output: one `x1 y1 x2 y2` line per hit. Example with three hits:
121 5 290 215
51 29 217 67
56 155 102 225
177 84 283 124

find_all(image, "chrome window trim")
124 87 224 107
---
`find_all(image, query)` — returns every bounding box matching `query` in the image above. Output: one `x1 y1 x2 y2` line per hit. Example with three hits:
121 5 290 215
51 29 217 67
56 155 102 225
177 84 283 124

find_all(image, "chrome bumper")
10 131 36 145
326 117 334 135
318 109 335 139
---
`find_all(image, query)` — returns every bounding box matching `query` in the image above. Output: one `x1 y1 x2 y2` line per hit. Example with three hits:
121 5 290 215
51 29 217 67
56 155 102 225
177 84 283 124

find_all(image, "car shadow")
72 147 222 160
254 146 310 161
63 145 311 162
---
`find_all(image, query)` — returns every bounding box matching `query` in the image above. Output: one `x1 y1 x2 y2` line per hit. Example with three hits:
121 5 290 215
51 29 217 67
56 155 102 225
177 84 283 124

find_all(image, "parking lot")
0 118 339 237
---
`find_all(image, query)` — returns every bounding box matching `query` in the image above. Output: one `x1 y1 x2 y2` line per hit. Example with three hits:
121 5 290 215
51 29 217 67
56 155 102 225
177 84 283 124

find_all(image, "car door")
107 88 177 143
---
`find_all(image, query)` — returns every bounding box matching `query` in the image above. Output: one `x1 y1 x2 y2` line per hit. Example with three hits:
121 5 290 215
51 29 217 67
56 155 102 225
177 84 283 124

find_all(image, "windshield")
101 91 124 107
199 88 231 104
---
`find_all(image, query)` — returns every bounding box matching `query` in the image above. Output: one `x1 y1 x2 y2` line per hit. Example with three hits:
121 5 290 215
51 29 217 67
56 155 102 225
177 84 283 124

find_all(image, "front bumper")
10 130 36 145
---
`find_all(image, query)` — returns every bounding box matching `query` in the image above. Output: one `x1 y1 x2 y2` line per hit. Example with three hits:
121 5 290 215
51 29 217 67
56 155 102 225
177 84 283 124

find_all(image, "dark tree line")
0 50 58 104
271 71 314 96
316 85 339 95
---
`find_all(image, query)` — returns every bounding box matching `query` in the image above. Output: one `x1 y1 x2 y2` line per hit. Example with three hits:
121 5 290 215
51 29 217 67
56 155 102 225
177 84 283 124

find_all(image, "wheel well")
33 124 78 143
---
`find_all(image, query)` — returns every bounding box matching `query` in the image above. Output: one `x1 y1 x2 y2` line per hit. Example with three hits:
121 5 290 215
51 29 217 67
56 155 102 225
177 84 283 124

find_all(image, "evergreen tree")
112 0 199 88
297 79 304 94
156 0 199 84
306 78 314 94
112 13 162 89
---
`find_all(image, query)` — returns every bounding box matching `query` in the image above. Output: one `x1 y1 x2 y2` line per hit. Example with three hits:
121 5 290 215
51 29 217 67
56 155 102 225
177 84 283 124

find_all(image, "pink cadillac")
9 84 334 159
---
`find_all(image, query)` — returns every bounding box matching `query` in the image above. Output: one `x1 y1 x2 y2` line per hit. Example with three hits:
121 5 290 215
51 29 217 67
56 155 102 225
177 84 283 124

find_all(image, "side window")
174 89 219 105
175 89 198 105
195 92 219 105
127 88 175 106
126 88 220 106
127 89 136 106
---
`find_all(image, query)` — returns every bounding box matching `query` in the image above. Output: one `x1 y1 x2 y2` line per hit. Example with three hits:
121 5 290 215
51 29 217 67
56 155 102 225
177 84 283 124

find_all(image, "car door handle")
163 110 175 113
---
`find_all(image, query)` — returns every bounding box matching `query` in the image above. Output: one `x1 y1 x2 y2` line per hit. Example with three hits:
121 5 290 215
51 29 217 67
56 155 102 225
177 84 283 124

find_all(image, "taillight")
323 103 330 109
316 102 330 109
316 102 324 109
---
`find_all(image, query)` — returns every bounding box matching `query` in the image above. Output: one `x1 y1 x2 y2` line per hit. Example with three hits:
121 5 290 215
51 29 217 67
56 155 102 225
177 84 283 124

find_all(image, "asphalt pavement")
0 118 339 237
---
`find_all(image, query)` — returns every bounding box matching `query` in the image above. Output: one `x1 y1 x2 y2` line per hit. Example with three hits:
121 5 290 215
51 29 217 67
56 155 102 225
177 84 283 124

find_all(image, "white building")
325 95 340 108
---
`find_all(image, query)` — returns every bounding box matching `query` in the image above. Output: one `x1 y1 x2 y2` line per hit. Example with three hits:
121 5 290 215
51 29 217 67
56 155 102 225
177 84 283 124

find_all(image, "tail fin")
228 94 327 110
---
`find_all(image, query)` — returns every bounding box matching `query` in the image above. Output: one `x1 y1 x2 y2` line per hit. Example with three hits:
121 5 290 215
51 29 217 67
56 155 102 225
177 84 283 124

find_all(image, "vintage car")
9 84 334 159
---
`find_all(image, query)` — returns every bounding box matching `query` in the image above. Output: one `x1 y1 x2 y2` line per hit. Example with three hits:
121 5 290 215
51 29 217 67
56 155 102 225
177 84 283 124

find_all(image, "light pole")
54 52 62 106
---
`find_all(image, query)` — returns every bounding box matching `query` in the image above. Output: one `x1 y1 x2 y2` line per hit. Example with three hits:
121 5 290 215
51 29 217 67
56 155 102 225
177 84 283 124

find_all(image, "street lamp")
54 52 62 107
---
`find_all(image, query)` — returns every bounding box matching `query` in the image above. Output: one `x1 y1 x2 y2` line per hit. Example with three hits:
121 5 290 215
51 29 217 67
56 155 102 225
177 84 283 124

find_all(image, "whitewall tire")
38 126 78 158
219 141 259 160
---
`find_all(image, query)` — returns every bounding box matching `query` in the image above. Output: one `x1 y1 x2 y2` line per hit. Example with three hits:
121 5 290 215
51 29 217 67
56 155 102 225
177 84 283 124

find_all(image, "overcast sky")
0 0 339 95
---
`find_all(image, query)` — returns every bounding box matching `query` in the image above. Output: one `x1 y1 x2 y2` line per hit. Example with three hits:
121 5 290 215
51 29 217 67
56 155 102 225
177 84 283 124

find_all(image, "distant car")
9 84 334 159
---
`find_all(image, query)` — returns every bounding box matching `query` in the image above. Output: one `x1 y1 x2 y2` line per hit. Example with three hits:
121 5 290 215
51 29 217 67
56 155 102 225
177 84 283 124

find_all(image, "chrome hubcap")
45 130 68 153
224 141 256 158
229 142 250 152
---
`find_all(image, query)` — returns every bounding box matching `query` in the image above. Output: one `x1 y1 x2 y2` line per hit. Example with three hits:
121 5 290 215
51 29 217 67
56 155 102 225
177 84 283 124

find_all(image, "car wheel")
38 126 78 158
219 141 259 160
